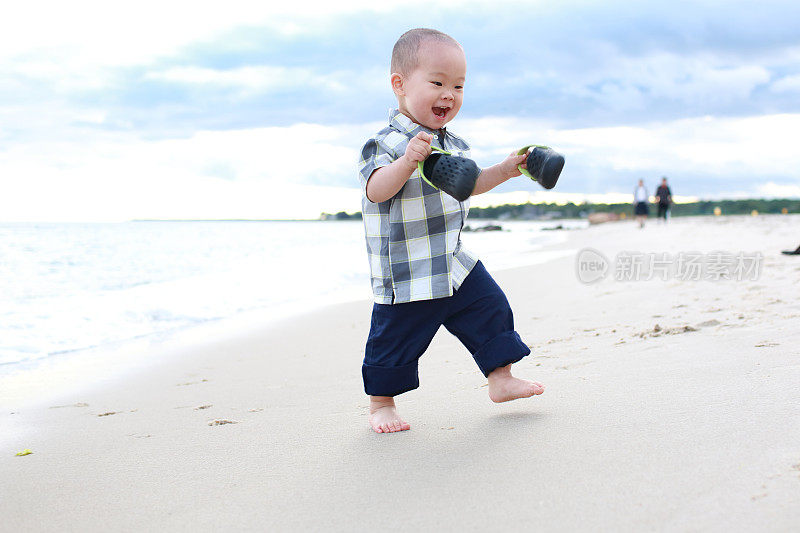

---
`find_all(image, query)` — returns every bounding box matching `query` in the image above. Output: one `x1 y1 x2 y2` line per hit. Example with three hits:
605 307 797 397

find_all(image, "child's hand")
402 132 433 169
500 150 528 179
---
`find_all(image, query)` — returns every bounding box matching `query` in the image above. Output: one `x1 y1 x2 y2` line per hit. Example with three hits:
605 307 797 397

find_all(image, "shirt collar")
389 108 447 139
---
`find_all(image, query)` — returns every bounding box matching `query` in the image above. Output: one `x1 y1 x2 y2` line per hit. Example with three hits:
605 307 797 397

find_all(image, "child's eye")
430 81 443 86
455 85 463 90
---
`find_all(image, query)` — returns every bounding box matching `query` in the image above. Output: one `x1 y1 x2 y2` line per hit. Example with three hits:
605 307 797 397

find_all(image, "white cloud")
0 1 393 66
0 121 378 221
2 1 798 222
770 74 800 93
2 113 799 222
757 181 800 198
0 0 396 99
0 167 362 222
145 66 351 95
641 56 770 102
457 113 800 181
562 52 772 108
2 0 506 67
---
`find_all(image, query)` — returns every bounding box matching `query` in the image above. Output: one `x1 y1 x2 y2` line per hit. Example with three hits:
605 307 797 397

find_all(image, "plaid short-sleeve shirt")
358 109 478 304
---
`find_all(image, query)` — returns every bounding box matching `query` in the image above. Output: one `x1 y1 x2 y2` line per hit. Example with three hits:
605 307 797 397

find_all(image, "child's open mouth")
432 106 449 119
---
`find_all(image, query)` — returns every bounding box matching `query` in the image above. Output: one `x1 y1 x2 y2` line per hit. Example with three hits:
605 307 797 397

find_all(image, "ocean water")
0 219 584 370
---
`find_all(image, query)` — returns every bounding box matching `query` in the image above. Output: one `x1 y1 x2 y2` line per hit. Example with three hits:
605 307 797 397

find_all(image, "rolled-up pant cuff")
472 331 531 377
362 361 420 397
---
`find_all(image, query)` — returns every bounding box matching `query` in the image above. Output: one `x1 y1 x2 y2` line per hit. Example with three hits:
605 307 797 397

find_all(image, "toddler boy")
359 28 544 434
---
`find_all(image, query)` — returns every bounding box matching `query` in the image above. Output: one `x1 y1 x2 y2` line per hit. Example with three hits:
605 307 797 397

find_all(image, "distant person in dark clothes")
655 177 672 222
633 179 649 228
782 244 800 255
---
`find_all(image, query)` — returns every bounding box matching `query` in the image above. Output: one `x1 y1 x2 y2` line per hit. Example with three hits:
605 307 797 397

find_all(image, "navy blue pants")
362 261 530 397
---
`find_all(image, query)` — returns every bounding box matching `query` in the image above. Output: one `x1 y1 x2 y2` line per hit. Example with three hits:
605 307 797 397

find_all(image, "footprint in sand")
697 319 722 327
49 402 89 409
208 419 238 426
666 325 698 334
637 324 698 338
556 360 595 370
177 379 209 386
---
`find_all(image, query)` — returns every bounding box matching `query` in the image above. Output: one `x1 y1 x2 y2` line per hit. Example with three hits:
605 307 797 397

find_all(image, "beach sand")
3 215 800 531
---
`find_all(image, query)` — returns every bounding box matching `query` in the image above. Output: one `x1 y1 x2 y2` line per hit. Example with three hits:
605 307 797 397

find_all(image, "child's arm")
366 132 433 203
472 151 529 196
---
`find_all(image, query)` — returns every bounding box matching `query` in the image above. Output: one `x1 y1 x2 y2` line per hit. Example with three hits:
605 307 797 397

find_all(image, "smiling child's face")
394 40 466 131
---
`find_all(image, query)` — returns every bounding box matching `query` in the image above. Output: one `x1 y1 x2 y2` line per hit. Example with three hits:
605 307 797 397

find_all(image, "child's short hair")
391 28 461 75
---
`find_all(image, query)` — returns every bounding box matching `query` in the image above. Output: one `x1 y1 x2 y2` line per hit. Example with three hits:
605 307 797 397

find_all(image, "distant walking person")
633 179 649 228
655 177 672 222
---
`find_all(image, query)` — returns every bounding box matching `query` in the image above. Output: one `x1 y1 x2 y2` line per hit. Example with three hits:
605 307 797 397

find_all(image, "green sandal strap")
517 144 550 179
417 146 451 190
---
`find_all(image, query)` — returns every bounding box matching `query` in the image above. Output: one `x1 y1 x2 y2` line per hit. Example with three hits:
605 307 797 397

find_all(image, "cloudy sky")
2 0 799 221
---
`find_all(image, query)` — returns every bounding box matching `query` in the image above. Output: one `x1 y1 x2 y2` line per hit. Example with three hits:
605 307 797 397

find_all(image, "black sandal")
518 145 564 190
418 147 480 202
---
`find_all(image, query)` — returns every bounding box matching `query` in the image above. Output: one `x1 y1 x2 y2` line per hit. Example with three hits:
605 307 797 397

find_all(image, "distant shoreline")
138 197 800 224
130 218 333 223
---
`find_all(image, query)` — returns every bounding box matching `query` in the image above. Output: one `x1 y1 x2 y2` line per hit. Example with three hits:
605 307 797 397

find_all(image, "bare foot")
487 364 545 403
369 396 410 433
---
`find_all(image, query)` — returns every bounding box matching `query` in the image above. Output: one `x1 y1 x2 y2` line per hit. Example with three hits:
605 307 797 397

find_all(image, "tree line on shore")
320 198 800 221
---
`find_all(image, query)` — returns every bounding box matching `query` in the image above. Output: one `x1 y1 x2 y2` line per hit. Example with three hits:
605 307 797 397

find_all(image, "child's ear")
390 72 404 96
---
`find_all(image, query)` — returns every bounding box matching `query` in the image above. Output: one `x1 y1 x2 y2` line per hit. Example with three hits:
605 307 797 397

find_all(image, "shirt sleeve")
358 135 399 200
